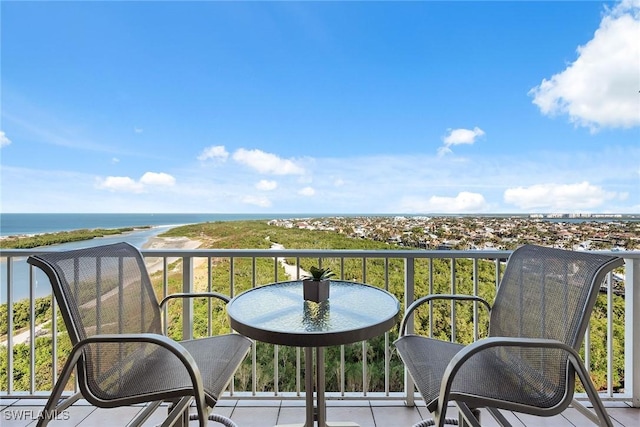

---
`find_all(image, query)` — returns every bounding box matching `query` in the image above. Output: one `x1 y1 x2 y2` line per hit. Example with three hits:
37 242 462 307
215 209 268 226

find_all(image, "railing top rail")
143 248 514 258
3 248 639 259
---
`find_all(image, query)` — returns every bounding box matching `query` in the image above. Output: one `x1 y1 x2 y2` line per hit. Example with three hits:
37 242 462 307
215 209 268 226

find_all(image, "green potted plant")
302 266 335 303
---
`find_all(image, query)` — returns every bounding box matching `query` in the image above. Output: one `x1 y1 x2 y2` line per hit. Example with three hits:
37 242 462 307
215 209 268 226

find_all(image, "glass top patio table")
226 280 400 348
227 280 400 427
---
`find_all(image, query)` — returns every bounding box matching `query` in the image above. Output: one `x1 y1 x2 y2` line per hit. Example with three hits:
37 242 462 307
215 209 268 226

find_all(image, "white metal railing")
1 248 639 408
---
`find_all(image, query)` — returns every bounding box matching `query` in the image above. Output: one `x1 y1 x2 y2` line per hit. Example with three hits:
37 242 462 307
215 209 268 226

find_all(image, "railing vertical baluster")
114 255 126 388
585 322 591 376
162 257 169 335
252 341 257 396
274 256 279 282
625 257 640 407
296 347 301 396
607 271 614 396
29 264 35 394
295 256 303 396
7 256 14 394
230 256 236 294
251 256 256 289
450 258 456 342
362 257 367 395
340 255 346 397
207 257 212 336
51 287 58 390
404 256 415 406
429 258 434 338
340 345 345 396
273 255 279 395
473 258 479 341
182 255 193 341
362 341 368 396
274 344 279 396
384 257 390 396
362 257 367 283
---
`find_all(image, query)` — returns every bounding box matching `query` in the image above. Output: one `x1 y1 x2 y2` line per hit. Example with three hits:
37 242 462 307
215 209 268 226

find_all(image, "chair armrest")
436 337 582 416
159 292 231 310
70 333 206 417
399 294 491 336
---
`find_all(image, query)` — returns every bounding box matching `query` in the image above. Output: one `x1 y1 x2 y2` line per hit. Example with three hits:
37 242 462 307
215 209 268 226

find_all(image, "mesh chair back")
485 245 620 407
30 242 165 402
490 245 616 346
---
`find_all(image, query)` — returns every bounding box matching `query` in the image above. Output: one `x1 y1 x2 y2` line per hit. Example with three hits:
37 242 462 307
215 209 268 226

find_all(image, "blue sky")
1 1 639 214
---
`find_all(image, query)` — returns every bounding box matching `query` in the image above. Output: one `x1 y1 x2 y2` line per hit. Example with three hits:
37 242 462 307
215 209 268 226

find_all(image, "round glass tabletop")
227 280 400 347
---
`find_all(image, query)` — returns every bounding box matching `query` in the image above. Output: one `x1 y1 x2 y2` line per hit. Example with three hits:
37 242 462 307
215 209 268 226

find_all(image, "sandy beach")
142 236 203 275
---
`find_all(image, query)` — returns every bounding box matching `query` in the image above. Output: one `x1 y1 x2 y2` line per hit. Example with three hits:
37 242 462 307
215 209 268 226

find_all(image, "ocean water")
0 213 300 302
0 213 296 237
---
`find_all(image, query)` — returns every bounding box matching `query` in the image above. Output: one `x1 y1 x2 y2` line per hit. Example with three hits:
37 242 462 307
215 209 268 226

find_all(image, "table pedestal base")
275 347 360 427
276 423 360 427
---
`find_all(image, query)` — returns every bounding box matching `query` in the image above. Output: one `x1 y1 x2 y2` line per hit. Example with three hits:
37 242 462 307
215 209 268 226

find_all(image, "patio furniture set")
27 242 622 427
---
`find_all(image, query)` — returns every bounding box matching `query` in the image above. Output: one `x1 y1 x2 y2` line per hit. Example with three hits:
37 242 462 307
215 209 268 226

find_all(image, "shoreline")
1 235 204 346
142 235 203 275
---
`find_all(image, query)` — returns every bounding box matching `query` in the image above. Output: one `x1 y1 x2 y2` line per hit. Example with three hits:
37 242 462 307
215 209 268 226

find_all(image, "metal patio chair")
395 244 623 427
28 242 251 427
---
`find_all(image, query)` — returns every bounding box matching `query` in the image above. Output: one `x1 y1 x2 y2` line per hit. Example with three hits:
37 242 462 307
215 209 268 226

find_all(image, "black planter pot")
302 279 330 303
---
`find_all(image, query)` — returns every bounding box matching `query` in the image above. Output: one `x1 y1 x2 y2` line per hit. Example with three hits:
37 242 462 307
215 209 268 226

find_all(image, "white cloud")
0 131 11 147
529 0 640 130
96 176 144 193
399 192 488 213
111 157 120 164
96 172 175 193
241 195 272 207
233 148 305 175
198 145 229 162
298 186 315 196
256 179 278 191
140 172 176 186
134 127 143 134
433 192 487 212
438 127 485 156
503 181 619 211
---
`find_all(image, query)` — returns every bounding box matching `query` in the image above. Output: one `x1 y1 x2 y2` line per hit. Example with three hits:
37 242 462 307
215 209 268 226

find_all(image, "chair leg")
128 401 162 427
569 353 614 427
486 407 512 426
36 349 85 427
456 403 481 427
463 409 480 427
161 397 192 427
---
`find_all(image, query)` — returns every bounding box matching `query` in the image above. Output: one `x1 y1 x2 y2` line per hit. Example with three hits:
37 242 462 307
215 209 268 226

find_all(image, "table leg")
276 347 359 427
306 347 314 427
315 347 359 427
316 347 326 427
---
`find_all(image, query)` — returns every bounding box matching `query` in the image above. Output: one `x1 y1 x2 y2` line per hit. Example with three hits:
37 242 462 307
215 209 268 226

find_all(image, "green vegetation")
0 227 147 249
0 220 626 395
303 266 336 281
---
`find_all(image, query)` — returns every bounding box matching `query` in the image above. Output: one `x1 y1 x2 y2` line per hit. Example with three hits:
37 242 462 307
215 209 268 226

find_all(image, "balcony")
2 248 639 426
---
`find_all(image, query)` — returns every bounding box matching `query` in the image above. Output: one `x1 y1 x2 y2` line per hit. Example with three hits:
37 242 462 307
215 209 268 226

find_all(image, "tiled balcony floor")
1 398 638 427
